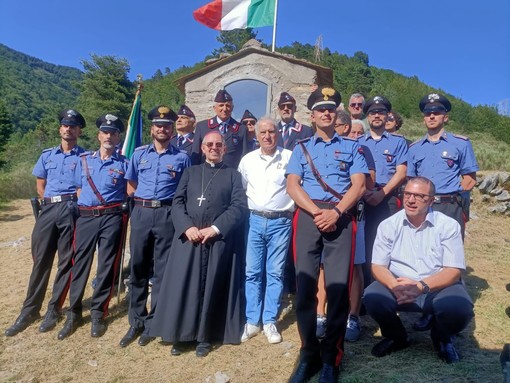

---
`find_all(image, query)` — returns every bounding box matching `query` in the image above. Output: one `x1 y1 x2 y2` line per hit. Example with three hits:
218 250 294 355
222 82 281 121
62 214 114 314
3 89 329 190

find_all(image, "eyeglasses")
350 103 363 108
423 111 445 117
403 191 431 202
204 142 224 148
386 116 395 122
243 119 256 125
279 104 294 110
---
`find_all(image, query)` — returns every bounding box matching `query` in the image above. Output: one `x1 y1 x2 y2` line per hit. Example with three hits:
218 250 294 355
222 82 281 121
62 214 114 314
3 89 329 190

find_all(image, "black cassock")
149 162 247 344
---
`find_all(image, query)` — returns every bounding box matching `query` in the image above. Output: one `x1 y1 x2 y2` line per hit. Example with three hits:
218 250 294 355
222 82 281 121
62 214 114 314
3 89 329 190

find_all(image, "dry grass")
0 193 509 383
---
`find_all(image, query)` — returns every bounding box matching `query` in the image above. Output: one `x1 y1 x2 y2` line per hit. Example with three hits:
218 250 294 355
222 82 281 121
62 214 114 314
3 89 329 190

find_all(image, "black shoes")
119 326 144 347
91 318 107 338
438 341 460 363
4 312 41 337
288 357 322 383
371 337 411 357
195 342 211 357
39 310 61 333
171 343 183 356
57 315 83 340
138 333 155 346
413 313 433 331
318 363 339 383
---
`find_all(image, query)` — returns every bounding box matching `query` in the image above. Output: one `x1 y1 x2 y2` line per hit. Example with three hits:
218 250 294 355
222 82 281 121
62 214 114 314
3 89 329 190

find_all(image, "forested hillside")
0 44 82 133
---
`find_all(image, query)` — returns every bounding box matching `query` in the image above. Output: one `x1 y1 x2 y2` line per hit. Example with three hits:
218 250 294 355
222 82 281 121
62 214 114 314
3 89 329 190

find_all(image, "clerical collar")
205 160 223 168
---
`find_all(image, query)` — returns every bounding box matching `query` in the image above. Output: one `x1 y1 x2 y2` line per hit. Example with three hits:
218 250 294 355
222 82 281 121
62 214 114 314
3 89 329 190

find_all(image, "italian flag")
193 0 276 30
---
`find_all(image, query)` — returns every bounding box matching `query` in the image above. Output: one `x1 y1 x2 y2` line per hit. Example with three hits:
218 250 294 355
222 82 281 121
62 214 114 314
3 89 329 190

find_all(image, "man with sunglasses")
407 93 478 238
276 92 313 150
286 86 368 382
119 106 191 347
364 176 473 363
171 104 196 161
348 93 365 120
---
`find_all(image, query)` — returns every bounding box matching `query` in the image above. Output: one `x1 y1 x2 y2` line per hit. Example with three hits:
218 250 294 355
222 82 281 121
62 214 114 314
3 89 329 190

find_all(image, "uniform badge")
339 162 347 171
358 147 364 155
334 150 341 159
447 159 454 168
442 151 448 157
232 136 239 145
166 164 176 178
383 149 389 154
70 162 77 170
386 155 393 162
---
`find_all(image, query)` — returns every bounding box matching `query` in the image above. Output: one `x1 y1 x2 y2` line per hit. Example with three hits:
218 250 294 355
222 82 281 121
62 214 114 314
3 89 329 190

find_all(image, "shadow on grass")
0 203 32 222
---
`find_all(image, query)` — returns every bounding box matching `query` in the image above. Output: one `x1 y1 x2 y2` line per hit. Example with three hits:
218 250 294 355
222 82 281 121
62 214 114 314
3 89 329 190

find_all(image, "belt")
134 198 172 208
79 203 123 217
41 194 77 205
251 210 293 219
433 194 461 204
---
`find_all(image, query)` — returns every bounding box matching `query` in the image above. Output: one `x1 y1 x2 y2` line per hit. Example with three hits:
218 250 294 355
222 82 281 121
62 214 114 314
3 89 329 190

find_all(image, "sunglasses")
350 103 363 108
279 104 294 110
386 117 395 122
368 110 387 116
204 142 224 148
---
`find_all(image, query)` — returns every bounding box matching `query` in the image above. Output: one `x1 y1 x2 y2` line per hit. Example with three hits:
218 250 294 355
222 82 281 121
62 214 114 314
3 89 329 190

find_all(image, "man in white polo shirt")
238 116 294 344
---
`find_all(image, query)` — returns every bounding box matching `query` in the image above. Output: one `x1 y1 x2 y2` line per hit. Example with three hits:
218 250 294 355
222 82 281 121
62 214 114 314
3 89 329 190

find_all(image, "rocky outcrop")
477 172 510 215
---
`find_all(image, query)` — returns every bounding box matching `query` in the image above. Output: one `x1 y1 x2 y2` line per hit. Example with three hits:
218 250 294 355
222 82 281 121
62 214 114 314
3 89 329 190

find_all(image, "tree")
77 54 134 146
0 100 14 167
212 29 259 55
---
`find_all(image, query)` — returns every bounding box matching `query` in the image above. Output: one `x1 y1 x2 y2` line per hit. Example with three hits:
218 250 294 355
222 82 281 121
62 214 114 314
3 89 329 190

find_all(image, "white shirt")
372 209 465 280
238 147 294 212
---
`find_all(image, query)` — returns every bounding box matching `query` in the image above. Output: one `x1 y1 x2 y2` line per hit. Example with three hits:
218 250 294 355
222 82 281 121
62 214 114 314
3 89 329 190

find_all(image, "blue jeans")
245 213 292 325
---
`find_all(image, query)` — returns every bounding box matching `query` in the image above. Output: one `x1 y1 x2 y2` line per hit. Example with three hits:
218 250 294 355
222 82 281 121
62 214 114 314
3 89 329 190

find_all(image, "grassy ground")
0 190 509 382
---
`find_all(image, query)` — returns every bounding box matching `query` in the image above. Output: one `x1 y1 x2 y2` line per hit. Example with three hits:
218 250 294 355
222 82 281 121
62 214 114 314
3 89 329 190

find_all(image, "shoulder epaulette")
342 136 357 141
390 132 405 138
79 151 91 157
42 147 53 153
452 133 470 141
409 138 422 147
134 145 149 151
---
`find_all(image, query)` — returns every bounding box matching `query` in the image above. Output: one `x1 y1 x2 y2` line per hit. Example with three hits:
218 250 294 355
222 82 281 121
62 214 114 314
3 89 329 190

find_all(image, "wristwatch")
419 280 430 294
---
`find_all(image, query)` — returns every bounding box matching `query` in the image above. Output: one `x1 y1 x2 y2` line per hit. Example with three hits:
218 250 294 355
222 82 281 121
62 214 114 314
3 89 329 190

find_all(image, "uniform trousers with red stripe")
293 206 355 367
20 201 78 317
66 213 124 320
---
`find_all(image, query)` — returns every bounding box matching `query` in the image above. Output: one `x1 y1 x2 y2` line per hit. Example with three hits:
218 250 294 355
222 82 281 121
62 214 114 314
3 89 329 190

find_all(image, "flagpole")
271 0 279 52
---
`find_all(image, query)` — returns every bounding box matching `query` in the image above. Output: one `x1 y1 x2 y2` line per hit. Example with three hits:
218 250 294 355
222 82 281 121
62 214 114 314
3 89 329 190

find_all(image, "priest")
149 131 248 357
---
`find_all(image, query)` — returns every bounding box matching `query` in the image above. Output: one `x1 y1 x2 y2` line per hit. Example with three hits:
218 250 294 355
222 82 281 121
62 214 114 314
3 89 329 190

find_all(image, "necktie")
282 124 289 146
177 136 185 147
220 122 227 135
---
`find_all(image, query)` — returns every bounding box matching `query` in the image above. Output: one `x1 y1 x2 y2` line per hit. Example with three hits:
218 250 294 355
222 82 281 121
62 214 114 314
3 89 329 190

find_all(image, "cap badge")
158 106 170 117
321 87 335 100
66 110 78 117
428 93 440 102
105 114 117 124
374 96 383 103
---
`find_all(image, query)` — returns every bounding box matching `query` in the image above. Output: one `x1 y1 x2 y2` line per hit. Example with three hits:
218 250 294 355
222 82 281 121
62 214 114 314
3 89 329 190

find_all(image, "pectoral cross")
197 195 206 206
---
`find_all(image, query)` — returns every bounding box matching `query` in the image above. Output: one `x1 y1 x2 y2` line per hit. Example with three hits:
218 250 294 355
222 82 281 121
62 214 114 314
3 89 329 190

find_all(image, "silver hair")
351 119 366 133
254 116 279 135
349 93 365 104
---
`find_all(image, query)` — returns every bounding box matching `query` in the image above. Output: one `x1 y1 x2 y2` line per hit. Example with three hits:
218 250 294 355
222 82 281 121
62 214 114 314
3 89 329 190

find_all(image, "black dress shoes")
91 318 107 338
119 326 144 347
438 340 460 363
39 309 61 333
195 342 211 357
288 357 322 383
57 316 83 340
413 313 433 331
138 333 155 346
318 363 339 383
371 337 411 357
4 312 41 337
171 343 183 356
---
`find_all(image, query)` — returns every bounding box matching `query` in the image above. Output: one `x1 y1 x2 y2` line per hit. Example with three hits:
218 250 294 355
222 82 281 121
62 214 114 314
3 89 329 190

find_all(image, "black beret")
363 96 392 114
177 104 195 119
419 93 452 113
307 87 341 110
214 89 233 103
241 109 257 122
278 92 296 105
148 105 178 125
96 114 124 133
59 109 86 128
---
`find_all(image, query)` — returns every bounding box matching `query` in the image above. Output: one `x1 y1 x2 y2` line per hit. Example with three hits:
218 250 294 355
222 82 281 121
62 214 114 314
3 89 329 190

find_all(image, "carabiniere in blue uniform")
120 105 191 347
59 113 128 340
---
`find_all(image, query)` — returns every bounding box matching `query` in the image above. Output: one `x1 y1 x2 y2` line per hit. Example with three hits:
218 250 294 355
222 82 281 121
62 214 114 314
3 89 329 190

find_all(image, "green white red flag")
193 0 276 30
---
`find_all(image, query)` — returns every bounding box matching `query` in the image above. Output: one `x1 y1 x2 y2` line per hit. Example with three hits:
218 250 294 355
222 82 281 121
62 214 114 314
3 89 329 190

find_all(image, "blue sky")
1 0 509 110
